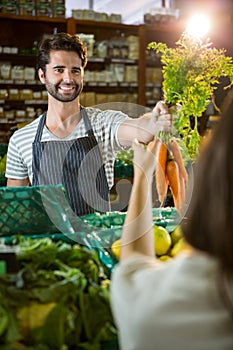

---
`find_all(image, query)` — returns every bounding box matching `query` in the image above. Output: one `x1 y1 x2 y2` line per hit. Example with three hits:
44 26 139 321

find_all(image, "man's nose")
63 71 74 83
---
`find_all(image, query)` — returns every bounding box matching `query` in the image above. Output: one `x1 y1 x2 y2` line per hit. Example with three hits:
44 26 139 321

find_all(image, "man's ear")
38 68 45 84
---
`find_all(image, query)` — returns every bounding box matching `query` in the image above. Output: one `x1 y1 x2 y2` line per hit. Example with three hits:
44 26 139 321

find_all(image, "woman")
110 103 233 350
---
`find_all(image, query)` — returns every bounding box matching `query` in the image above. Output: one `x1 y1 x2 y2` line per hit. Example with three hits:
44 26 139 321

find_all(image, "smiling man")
5 33 173 216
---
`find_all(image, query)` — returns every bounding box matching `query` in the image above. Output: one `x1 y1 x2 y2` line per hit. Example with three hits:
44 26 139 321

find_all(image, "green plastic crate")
0 184 72 236
0 143 8 157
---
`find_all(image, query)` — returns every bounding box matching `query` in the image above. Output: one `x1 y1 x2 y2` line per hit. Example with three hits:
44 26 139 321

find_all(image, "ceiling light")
186 14 210 38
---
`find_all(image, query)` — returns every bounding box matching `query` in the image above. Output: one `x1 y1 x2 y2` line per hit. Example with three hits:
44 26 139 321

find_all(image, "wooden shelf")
1 13 231 141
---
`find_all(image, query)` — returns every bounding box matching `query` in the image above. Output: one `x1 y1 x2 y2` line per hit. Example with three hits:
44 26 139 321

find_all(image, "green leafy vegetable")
148 32 233 160
0 237 118 350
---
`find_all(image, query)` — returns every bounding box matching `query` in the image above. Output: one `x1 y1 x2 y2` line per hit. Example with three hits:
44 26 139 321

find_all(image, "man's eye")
55 68 64 73
72 69 81 74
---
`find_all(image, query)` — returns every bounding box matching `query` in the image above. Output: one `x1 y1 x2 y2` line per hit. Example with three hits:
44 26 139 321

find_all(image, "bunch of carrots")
155 135 188 213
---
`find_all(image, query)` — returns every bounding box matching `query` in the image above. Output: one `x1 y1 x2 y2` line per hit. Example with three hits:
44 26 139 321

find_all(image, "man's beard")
45 79 83 102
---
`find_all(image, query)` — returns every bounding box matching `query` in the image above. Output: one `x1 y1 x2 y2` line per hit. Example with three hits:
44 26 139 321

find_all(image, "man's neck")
45 101 82 138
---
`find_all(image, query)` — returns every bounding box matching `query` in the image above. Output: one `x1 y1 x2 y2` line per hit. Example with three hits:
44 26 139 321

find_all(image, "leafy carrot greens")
148 32 233 160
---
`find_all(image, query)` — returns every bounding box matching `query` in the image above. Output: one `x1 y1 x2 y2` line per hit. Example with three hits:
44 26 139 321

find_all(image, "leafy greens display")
0 237 118 350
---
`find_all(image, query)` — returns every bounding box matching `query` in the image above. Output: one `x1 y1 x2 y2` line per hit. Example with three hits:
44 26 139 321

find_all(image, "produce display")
0 143 179 350
0 153 7 175
111 223 189 262
0 185 71 236
114 149 133 178
0 144 7 187
0 237 118 350
0 199 178 350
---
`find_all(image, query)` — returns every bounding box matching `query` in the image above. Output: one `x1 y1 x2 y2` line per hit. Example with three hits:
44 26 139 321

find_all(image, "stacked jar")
35 0 51 17
18 0 35 16
0 0 18 14
51 0 65 18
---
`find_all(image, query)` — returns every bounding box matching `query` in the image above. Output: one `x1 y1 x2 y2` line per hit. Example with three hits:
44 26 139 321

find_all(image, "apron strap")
80 107 95 137
34 112 46 142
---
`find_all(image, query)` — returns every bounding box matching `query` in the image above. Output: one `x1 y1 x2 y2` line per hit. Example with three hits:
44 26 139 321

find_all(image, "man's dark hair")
37 32 87 73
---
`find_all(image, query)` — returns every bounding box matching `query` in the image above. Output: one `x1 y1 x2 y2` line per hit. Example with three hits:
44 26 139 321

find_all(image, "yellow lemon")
159 255 172 262
171 225 183 245
153 225 172 256
111 239 121 260
171 237 191 257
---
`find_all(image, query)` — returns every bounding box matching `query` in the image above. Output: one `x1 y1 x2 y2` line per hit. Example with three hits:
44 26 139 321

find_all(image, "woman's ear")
38 68 45 84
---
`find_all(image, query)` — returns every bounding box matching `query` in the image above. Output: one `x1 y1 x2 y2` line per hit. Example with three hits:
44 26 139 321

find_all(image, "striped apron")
32 108 110 216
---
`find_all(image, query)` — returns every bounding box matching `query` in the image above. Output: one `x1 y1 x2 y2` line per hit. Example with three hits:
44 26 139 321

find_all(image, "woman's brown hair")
181 101 233 276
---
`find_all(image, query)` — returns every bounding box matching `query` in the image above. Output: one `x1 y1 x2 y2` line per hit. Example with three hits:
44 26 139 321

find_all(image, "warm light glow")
186 14 210 38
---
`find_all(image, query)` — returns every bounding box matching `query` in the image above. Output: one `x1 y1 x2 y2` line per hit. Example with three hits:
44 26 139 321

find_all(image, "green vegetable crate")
0 143 8 186
0 184 178 350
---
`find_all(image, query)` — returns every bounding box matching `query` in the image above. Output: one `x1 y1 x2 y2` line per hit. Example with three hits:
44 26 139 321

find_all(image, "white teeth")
60 86 73 91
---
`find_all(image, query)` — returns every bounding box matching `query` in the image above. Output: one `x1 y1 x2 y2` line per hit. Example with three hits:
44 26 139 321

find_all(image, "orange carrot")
155 140 168 204
166 159 181 212
168 139 188 182
178 172 186 210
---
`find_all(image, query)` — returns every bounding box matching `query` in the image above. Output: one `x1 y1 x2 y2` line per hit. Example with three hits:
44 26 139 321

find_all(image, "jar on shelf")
52 5 65 17
35 4 51 17
1 2 18 15
18 3 35 16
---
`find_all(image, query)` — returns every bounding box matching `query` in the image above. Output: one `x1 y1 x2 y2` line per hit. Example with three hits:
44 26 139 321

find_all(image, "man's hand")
117 100 176 148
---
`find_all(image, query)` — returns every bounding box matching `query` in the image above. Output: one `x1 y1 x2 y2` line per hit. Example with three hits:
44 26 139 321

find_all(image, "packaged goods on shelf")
33 90 42 99
95 40 108 58
82 9 95 21
15 109 26 121
125 66 138 83
146 67 163 85
8 88 20 100
19 89 33 100
109 13 122 23
83 92 96 106
0 1 18 14
76 33 95 58
126 35 139 60
35 4 51 16
4 110 15 120
113 64 125 83
72 9 121 23
41 90 48 100
18 3 35 16
52 0 65 4
0 107 4 118
18 0 35 3
0 89 8 99
144 7 180 25
94 11 108 22
11 66 24 80
71 9 83 20
52 5 65 17
0 62 11 80
26 106 36 118
24 67 36 80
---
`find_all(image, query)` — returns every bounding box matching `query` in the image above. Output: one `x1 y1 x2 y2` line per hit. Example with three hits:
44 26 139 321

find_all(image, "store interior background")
64 0 233 117
65 0 233 26
0 0 233 144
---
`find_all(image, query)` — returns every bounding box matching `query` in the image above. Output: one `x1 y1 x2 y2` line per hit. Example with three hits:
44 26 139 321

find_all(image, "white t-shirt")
6 107 128 188
110 253 233 350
